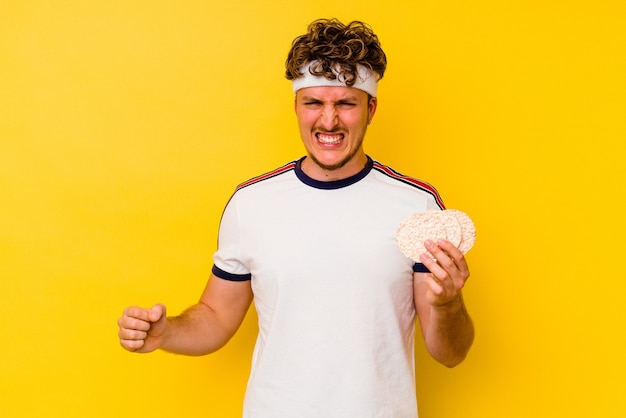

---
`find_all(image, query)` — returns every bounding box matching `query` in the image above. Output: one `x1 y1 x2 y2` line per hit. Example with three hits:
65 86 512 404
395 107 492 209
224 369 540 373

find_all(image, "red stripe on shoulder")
372 162 446 209
236 162 297 191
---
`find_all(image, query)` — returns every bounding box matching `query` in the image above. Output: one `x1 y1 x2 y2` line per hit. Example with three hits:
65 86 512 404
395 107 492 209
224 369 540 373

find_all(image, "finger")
425 274 444 295
118 327 148 341
436 239 469 272
123 306 152 322
436 239 464 260
117 315 151 332
424 240 460 272
148 304 166 323
419 248 451 281
120 338 145 352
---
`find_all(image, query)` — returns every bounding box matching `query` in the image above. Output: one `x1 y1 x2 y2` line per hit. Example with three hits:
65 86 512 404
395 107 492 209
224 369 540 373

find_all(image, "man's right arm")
117 274 253 356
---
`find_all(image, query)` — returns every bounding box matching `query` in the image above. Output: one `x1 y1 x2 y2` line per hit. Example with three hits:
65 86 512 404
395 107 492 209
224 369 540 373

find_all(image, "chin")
309 153 352 171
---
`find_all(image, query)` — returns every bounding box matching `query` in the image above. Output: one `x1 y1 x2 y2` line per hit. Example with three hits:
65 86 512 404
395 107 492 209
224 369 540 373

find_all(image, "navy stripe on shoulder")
212 265 252 282
372 161 446 210
236 161 297 191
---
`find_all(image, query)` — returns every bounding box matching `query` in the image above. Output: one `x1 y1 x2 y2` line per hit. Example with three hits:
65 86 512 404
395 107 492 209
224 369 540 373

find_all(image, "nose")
319 105 338 130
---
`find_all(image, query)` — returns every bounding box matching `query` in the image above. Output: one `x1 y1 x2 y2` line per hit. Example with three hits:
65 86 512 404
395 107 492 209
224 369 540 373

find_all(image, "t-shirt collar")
294 155 374 190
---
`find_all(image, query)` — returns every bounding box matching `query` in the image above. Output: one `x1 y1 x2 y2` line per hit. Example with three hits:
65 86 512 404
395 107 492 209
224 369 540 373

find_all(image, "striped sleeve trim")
372 161 446 210
212 265 252 282
413 263 431 273
235 161 297 191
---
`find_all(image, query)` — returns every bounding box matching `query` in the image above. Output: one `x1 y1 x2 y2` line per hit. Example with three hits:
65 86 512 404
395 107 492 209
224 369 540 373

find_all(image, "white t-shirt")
213 156 444 418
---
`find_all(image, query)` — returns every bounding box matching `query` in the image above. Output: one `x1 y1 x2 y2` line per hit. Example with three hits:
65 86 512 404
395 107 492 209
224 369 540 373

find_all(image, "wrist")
432 294 465 314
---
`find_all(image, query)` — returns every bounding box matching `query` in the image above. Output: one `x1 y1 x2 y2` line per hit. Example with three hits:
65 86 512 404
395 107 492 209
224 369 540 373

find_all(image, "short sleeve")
212 194 252 281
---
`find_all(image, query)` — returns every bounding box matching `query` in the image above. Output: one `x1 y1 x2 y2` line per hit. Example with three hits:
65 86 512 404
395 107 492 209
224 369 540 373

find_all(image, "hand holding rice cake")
396 210 476 262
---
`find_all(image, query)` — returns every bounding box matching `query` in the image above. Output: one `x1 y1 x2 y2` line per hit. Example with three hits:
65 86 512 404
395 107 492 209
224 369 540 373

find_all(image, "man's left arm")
414 239 475 368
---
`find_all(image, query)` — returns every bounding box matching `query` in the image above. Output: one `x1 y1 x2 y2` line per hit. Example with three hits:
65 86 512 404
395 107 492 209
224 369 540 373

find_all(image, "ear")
368 97 378 123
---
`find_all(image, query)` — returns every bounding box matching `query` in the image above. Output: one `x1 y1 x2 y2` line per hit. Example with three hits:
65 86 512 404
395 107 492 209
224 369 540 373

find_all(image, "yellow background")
1 1 625 417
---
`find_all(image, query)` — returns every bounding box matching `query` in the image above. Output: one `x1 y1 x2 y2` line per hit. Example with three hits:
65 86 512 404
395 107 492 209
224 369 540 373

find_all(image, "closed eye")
304 101 323 107
337 101 356 108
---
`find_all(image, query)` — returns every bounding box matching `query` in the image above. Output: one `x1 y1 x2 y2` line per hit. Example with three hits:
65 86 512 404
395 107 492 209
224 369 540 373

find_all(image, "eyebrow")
300 95 359 103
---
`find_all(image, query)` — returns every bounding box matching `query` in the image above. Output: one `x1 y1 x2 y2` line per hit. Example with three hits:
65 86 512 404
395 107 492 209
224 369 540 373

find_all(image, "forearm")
160 302 238 356
424 294 474 368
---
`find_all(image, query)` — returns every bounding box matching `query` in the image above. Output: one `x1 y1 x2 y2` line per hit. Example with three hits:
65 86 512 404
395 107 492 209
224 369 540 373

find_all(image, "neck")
301 152 368 181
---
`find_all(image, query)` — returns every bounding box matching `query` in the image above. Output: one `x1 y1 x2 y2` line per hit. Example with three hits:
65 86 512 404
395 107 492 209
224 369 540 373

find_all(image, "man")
118 18 474 417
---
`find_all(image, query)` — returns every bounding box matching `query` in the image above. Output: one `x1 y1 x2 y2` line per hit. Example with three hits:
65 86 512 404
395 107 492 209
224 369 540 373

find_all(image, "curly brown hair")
285 18 387 87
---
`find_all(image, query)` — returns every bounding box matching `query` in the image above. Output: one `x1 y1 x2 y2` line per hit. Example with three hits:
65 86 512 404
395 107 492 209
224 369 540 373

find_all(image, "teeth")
317 133 343 145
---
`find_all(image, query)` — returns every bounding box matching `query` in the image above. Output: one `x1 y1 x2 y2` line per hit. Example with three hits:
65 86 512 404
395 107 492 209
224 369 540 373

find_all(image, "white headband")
292 61 378 97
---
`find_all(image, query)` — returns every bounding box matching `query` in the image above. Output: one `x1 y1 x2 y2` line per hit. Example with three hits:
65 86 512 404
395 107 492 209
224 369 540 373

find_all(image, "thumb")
148 303 166 323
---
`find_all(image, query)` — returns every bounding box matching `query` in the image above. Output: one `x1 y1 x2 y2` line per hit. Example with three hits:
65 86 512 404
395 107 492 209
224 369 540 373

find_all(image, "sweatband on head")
292 61 378 97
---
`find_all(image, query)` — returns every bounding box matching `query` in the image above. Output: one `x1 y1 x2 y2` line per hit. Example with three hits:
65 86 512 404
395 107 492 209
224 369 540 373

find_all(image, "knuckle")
121 340 141 352
127 317 149 331
119 340 132 351
132 330 148 340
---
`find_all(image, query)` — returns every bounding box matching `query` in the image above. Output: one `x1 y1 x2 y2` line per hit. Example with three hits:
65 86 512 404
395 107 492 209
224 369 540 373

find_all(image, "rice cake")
447 209 476 255
396 209 476 262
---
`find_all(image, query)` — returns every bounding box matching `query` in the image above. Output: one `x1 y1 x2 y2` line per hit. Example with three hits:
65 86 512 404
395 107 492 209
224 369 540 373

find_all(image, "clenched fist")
117 304 167 353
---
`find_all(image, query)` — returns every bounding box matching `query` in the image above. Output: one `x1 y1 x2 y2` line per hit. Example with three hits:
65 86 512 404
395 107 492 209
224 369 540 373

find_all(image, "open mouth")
316 132 344 145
